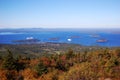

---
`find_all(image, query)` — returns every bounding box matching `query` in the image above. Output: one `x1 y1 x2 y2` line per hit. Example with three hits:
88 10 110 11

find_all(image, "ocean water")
0 29 120 47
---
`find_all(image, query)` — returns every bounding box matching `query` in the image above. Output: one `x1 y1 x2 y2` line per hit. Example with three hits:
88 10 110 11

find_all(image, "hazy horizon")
0 26 120 29
0 0 120 29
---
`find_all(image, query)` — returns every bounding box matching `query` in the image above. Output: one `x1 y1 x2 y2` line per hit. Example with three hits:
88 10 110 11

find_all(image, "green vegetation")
35 61 48 76
0 43 120 80
2 49 17 70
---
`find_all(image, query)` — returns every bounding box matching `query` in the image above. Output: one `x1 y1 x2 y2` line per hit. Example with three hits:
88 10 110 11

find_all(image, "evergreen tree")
2 49 17 70
35 61 48 76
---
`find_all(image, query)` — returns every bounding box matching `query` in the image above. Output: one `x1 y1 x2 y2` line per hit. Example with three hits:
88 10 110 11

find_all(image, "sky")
0 0 120 29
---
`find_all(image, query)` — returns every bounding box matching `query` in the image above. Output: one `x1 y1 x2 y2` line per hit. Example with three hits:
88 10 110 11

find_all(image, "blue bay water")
0 31 120 47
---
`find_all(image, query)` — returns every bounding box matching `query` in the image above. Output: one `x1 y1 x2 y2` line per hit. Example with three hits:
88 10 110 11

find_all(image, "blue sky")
0 0 120 28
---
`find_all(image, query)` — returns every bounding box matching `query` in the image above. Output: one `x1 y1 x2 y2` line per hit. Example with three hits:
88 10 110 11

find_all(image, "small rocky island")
96 39 108 42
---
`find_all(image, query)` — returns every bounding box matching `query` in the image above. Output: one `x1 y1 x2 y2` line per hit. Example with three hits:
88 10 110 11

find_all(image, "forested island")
0 43 120 80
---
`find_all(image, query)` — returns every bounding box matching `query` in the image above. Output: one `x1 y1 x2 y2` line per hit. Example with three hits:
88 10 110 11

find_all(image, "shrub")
56 60 68 71
66 49 74 59
21 68 37 80
60 62 99 80
114 48 120 57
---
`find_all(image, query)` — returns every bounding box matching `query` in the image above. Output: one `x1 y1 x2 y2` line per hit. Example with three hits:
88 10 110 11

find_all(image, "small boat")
26 37 34 40
67 38 72 42
96 39 108 42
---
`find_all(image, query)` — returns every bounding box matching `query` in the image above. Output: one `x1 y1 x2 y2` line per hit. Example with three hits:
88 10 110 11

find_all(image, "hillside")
0 43 106 58
0 43 120 80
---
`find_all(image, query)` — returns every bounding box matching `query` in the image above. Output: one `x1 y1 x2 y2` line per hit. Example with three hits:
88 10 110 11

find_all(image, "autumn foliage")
0 48 120 80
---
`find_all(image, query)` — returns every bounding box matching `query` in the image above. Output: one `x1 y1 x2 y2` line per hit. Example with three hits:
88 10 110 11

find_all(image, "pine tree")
35 61 48 76
2 49 17 70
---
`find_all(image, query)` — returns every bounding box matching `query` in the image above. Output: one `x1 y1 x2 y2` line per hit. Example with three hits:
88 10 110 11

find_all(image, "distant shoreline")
0 42 119 48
